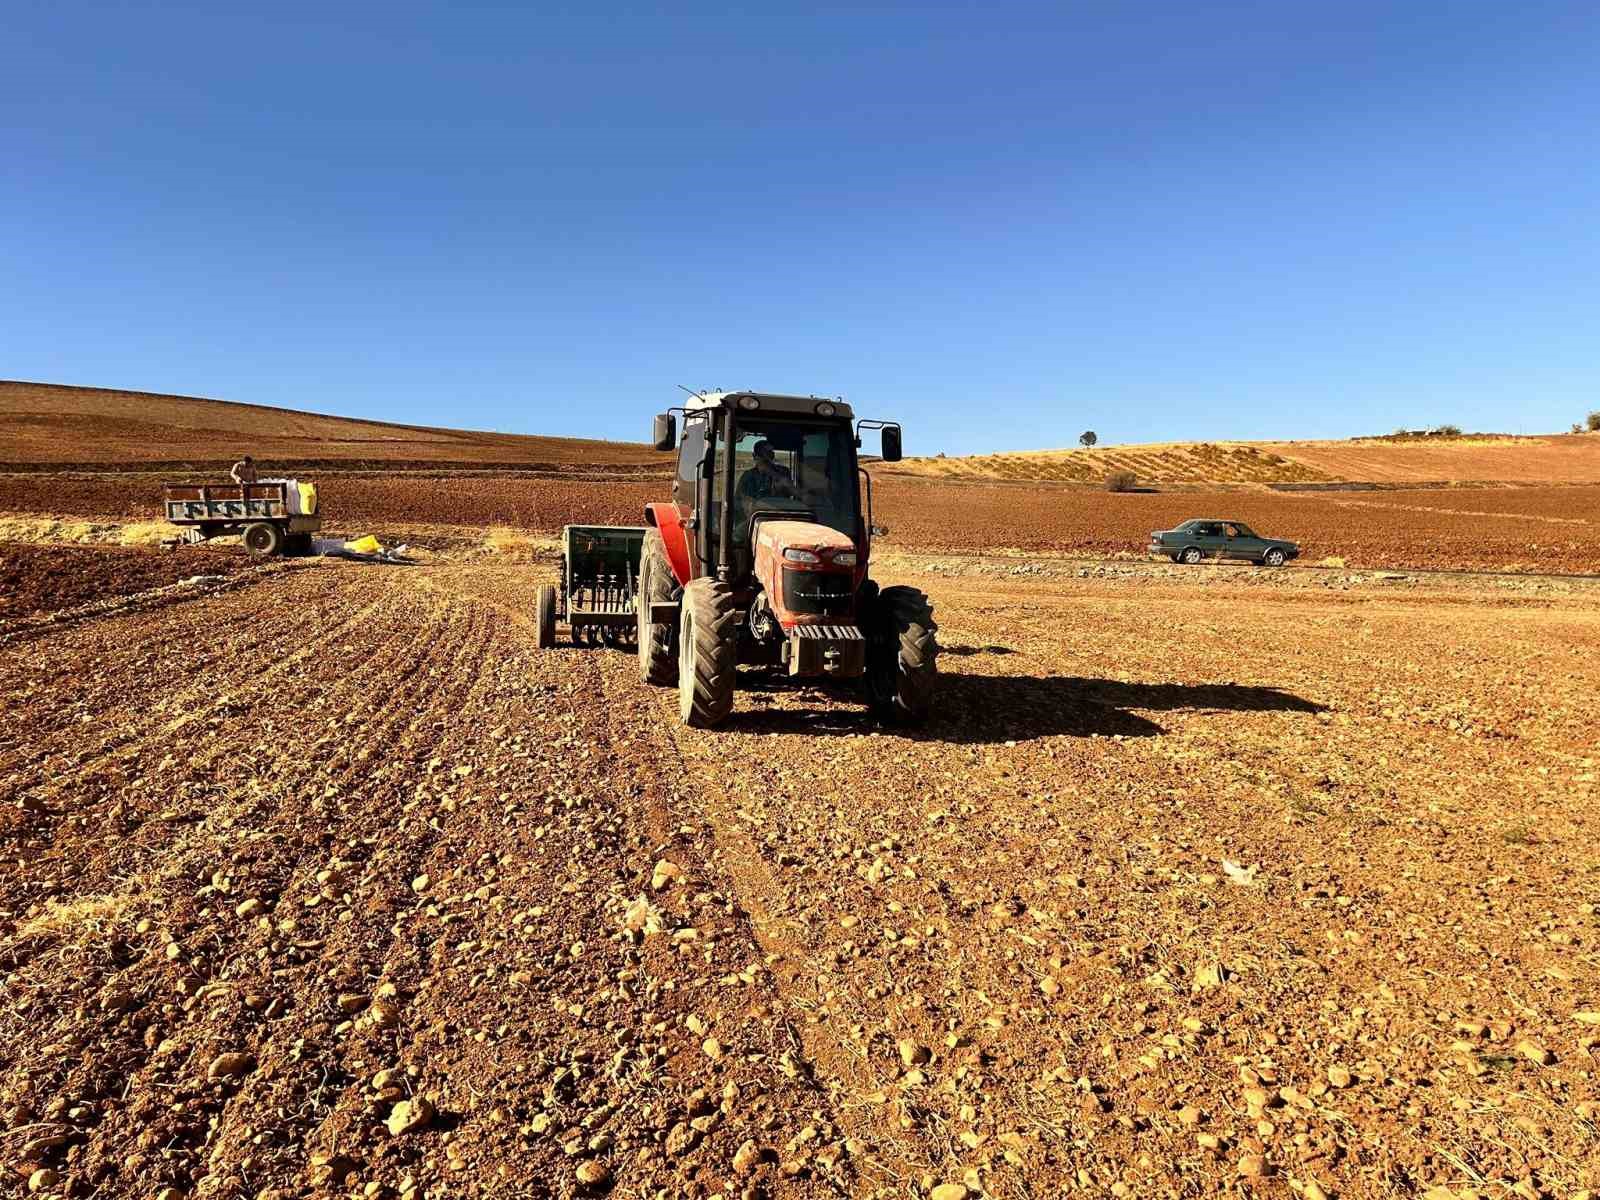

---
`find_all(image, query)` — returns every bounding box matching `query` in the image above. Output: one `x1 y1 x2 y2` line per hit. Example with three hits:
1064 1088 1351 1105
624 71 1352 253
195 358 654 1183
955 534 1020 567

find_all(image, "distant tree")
1587 411 1600 432
1432 423 1463 437
1574 424 1585 435
1079 430 1098 448
1104 470 1138 493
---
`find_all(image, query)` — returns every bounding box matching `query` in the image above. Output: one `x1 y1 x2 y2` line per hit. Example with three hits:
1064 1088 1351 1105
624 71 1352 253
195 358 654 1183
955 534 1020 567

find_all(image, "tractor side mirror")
652 413 677 452
880 425 902 462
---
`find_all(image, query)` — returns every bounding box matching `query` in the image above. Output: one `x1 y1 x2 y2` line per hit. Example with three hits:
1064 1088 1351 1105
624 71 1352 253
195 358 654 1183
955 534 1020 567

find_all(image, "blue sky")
4 2 1598 454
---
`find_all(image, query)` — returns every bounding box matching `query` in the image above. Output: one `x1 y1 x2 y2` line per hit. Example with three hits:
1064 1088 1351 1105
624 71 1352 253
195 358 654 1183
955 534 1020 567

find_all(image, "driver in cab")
738 440 796 504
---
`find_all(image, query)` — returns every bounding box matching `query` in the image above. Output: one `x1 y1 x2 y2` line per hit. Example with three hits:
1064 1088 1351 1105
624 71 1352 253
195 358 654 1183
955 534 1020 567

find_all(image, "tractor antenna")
676 384 709 400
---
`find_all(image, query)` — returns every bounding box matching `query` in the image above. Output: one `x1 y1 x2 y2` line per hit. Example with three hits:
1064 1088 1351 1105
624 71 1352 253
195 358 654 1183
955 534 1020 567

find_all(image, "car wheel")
1263 548 1286 567
1179 547 1202 565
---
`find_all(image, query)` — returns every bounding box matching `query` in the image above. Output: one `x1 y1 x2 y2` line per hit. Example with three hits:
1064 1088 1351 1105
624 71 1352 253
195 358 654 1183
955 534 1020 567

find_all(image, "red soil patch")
0 542 260 620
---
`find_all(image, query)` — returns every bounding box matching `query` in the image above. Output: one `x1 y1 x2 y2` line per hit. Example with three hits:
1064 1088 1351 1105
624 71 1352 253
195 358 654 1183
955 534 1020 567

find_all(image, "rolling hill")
888 432 1600 486
0 380 667 469
5 380 1597 487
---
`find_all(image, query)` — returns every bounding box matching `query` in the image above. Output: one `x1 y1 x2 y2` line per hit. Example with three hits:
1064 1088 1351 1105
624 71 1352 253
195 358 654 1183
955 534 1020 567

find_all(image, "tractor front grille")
781 568 853 618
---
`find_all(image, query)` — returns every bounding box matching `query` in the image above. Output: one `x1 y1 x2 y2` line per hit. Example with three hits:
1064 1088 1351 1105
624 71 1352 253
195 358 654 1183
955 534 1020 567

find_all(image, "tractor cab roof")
683 391 854 421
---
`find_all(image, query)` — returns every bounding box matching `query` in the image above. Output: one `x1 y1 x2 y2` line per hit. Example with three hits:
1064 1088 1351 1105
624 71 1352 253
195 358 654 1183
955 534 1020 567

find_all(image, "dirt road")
3 557 1597 1199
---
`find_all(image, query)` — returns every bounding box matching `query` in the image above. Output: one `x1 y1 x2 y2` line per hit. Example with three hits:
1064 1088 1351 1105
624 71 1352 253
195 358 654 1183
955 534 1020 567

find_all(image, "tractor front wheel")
678 578 737 727
637 530 678 685
534 584 557 648
864 584 938 725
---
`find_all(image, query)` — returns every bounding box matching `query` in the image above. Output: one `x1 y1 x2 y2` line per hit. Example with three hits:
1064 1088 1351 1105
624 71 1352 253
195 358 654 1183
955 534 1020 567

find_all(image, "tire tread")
678 578 737 727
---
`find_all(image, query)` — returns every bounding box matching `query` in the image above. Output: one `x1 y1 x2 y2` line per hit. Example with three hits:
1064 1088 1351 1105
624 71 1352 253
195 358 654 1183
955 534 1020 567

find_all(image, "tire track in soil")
590 613 1206 1200
591 649 967 1197
391 563 850 1197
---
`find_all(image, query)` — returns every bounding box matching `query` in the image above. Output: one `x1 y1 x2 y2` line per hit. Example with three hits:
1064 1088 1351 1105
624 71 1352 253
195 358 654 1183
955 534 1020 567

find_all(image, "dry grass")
0 515 124 544
14 894 133 941
481 526 553 559
892 441 1331 484
116 520 177 547
892 432 1600 485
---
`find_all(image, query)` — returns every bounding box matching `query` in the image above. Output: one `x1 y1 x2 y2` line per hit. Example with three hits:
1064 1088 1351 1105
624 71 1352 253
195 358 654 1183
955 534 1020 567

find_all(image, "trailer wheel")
243 522 284 558
637 530 678 685
678 578 736 728
535 584 558 648
864 584 938 725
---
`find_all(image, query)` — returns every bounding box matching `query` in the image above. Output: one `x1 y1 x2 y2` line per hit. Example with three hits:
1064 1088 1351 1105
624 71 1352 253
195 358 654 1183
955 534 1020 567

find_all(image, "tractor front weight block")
787 624 866 678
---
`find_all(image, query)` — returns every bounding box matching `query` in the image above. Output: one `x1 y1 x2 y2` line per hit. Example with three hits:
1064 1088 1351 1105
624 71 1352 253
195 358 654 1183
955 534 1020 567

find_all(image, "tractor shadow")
731 673 1325 743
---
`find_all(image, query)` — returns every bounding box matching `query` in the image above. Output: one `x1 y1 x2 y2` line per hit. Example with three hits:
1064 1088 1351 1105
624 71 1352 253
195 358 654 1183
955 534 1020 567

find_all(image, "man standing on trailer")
230 455 258 485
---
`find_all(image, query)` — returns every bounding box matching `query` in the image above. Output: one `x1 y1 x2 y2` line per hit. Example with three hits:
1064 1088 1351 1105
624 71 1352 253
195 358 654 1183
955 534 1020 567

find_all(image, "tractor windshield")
728 417 857 544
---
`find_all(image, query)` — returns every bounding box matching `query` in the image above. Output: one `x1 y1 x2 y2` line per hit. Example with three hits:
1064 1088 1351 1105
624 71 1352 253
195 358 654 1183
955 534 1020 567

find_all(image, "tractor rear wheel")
864 584 937 725
637 530 678 685
243 522 283 558
678 578 736 727
535 584 557 648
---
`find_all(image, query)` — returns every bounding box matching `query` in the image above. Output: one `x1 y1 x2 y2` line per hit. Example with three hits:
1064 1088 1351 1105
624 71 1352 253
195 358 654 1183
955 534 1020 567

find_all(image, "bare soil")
0 381 667 468
0 542 260 621
7 476 1598 574
2 552 1596 1200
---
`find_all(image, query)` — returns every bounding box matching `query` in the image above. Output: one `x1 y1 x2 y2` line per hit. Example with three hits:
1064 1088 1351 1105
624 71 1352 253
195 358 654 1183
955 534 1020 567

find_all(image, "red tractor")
637 391 937 728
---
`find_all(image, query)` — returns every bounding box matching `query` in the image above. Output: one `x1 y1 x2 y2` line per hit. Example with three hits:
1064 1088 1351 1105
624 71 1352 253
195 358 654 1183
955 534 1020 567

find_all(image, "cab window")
728 418 855 543
674 418 707 507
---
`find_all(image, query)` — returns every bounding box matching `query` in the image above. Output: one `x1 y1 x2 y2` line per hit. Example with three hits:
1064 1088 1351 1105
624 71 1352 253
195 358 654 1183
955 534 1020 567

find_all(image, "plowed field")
5 477 1600 573
0 381 667 468
0 542 261 621
3 554 1597 1200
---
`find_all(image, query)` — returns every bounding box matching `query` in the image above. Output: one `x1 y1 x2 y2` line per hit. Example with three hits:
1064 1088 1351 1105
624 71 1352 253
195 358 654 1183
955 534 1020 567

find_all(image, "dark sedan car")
1149 519 1300 566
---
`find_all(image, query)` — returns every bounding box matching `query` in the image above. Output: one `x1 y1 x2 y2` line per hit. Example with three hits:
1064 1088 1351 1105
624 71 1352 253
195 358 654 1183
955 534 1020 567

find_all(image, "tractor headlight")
737 395 761 410
831 550 857 566
814 400 836 417
783 548 820 564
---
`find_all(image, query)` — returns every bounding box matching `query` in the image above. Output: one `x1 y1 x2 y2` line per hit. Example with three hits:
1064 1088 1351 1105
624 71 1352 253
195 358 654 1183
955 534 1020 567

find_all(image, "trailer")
534 525 645 649
162 481 322 557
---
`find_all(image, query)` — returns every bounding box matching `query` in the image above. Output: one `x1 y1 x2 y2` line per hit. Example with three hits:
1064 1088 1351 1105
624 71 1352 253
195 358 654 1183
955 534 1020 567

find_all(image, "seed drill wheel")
677 578 736 727
864 584 937 725
637 530 677 685
243 522 284 558
534 585 557 648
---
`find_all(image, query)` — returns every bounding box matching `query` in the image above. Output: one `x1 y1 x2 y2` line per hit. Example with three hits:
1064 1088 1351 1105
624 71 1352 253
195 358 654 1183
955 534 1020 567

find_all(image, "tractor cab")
637 391 933 728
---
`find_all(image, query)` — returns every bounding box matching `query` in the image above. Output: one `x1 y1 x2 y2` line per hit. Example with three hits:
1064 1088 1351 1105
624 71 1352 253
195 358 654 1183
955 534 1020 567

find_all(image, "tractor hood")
754 519 856 560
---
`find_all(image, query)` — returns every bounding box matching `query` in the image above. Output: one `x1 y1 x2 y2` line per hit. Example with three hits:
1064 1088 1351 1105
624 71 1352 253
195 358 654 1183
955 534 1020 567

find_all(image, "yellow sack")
299 481 317 515
345 534 381 555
